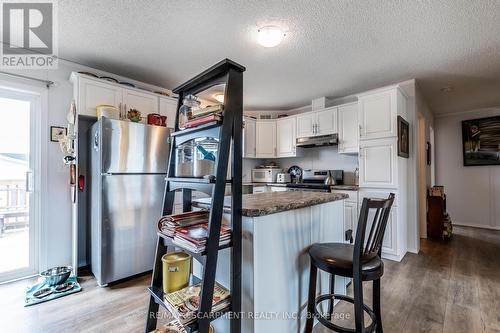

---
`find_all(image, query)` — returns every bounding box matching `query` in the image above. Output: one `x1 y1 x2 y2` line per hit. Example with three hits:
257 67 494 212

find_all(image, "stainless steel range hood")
296 134 338 148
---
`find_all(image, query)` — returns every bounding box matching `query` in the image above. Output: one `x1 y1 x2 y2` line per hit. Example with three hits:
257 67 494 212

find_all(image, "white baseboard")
407 247 418 254
382 251 405 262
453 222 500 231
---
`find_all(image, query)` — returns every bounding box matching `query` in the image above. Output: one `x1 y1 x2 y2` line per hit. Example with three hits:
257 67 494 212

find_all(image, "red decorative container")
147 113 162 126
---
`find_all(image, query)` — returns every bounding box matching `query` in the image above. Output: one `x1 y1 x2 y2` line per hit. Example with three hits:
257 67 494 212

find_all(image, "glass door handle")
25 171 33 193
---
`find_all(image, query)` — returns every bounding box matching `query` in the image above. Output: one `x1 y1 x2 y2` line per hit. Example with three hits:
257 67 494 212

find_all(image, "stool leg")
373 278 383 333
353 273 365 333
327 274 335 320
305 262 318 333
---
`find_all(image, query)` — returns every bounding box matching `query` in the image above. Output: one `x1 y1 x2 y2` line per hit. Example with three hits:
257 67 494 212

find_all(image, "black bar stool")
305 193 395 333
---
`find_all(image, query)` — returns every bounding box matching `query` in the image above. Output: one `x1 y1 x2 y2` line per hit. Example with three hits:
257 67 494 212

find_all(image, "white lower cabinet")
358 189 404 261
381 206 398 256
252 186 268 193
359 138 397 188
344 201 357 243
331 190 358 243
269 186 288 192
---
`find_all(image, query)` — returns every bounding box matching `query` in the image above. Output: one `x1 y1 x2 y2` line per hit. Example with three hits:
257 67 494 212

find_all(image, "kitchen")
241 88 410 263
1 2 500 333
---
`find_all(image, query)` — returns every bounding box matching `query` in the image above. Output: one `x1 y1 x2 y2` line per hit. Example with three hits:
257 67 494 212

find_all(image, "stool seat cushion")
308 242 383 281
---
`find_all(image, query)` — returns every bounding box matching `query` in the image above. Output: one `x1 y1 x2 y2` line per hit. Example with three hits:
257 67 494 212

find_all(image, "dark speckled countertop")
193 191 348 217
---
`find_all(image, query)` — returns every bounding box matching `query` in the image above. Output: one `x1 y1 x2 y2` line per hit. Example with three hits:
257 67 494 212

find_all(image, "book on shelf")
163 282 231 325
152 319 187 333
173 223 231 253
158 211 232 252
185 114 222 128
191 104 223 118
158 211 210 237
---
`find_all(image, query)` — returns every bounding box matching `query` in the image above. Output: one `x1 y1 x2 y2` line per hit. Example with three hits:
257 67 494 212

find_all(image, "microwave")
252 168 281 183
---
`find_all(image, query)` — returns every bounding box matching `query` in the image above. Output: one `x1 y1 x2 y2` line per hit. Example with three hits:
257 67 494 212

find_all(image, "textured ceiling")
55 0 500 114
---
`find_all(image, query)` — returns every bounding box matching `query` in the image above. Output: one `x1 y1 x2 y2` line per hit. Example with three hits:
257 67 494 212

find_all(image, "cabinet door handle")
118 103 122 119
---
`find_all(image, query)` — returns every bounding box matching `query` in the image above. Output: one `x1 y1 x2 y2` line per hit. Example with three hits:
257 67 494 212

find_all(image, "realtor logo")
1 0 58 68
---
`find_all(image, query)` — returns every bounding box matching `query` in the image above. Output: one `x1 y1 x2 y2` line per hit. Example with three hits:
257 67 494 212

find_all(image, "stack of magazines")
174 223 231 253
185 105 223 128
158 211 210 237
164 282 231 325
158 211 231 253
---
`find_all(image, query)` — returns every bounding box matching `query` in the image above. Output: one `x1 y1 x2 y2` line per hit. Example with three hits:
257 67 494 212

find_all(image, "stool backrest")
354 193 395 262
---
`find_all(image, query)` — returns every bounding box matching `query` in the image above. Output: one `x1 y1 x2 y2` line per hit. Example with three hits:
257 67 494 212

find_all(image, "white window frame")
0 77 48 283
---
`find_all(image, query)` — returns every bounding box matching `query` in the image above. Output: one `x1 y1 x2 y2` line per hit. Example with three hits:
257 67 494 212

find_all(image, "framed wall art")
397 116 409 158
462 115 500 166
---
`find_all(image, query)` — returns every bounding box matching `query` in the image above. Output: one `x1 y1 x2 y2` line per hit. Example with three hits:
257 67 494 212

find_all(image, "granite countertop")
330 185 359 191
242 182 287 187
193 191 348 217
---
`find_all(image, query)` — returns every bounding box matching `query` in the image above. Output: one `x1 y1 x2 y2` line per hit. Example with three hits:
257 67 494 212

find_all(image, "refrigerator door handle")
93 130 99 151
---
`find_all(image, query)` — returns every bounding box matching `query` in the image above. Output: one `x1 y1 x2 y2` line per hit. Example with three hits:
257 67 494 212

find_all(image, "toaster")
276 173 291 183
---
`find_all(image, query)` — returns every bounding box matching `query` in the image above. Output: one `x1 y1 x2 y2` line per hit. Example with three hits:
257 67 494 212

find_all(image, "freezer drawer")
99 118 170 174
92 174 165 285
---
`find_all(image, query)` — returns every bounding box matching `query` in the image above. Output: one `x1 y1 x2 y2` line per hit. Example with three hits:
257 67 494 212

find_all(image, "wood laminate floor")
0 226 499 333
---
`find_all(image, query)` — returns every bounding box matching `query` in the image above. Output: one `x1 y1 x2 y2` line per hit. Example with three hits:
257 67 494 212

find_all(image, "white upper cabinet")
123 89 159 121
159 97 178 128
359 138 397 188
77 77 122 117
243 116 256 158
256 120 277 158
338 103 359 154
316 107 337 135
296 112 316 138
296 107 338 138
358 89 398 140
276 116 297 157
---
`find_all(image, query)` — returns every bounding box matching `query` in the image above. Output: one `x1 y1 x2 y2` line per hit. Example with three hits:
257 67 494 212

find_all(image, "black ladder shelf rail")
145 59 245 333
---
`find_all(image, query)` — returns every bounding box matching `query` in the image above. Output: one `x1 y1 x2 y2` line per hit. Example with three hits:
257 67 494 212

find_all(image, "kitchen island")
192 191 348 333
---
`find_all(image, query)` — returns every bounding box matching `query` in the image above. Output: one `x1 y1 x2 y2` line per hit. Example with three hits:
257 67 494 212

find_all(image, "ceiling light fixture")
214 93 224 103
257 26 285 48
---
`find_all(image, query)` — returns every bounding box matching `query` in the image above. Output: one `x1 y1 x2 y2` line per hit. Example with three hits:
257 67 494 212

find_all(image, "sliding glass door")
0 87 40 282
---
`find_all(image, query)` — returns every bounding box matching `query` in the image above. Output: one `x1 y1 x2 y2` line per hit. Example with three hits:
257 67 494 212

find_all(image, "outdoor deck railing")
0 184 29 235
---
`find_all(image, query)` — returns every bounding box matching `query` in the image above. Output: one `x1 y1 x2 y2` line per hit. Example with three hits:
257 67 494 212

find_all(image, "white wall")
279 147 359 184
2 60 173 270
435 107 500 230
244 147 359 184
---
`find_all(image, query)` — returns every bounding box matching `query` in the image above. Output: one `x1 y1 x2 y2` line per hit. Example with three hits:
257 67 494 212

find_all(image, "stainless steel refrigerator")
89 118 170 286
